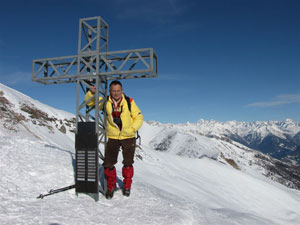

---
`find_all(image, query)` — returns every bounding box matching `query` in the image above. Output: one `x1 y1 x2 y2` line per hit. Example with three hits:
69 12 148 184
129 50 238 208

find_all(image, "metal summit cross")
32 16 157 201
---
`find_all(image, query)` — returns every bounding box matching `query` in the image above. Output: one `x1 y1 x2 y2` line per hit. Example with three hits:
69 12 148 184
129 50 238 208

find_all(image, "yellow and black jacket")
84 91 143 140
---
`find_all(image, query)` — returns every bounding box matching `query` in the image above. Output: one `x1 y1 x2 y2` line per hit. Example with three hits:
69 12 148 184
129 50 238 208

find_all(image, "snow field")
1 132 300 224
135 146 300 225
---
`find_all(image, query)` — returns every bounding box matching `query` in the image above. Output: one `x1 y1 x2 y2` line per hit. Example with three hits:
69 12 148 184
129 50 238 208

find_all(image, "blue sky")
0 0 299 123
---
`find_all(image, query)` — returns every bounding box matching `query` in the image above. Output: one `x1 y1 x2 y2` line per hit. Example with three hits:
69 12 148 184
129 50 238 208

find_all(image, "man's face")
110 84 123 101
90 86 96 94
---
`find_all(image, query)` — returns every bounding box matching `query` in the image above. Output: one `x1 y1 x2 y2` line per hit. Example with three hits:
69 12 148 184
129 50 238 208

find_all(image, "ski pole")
37 184 75 199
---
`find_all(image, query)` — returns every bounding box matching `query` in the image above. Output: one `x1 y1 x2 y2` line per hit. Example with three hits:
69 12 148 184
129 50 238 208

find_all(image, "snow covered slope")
0 83 300 225
142 121 300 190
0 83 76 149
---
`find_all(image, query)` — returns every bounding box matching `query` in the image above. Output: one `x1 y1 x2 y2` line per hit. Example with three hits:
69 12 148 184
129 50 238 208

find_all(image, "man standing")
84 80 143 199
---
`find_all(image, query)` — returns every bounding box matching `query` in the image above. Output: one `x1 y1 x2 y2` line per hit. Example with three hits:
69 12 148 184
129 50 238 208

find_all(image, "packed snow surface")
0 83 300 225
1 134 300 225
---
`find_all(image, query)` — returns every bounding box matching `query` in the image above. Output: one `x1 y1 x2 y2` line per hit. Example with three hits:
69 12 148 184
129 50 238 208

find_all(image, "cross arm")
32 48 157 84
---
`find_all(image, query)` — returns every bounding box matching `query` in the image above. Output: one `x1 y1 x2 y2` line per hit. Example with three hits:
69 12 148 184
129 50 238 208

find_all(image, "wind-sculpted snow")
1 83 300 225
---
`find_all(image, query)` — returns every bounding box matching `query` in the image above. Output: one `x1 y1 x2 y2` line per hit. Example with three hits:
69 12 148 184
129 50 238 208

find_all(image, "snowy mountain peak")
285 118 295 123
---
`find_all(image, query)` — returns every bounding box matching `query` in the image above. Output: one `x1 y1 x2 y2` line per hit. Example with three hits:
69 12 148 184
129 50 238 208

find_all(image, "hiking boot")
106 189 114 199
122 189 130 197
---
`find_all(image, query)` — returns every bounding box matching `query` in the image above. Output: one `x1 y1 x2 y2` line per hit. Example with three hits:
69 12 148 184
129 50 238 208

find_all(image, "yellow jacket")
84 91 143 140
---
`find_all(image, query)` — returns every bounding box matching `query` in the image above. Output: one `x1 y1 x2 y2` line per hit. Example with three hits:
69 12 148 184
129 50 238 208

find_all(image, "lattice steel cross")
32 16 157 201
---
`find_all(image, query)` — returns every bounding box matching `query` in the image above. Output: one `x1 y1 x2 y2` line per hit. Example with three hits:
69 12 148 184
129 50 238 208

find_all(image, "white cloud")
114 0 197 33
0 71 32 86
246 94 300 107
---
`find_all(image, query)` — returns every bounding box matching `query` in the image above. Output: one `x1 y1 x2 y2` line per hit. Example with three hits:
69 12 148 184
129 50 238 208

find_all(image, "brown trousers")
103 138 136 168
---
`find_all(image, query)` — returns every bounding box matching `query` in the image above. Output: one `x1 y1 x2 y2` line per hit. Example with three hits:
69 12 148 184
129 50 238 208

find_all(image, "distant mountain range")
160 118 300 165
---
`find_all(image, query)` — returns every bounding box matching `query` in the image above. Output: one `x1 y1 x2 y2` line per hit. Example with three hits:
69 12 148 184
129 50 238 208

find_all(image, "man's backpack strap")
124 95 132 112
